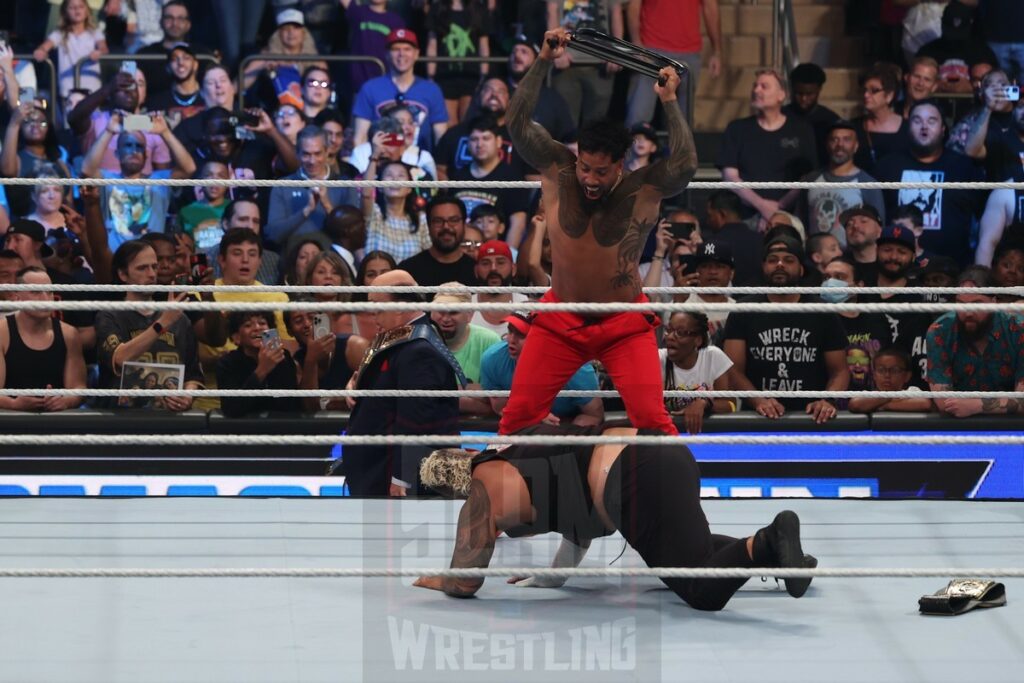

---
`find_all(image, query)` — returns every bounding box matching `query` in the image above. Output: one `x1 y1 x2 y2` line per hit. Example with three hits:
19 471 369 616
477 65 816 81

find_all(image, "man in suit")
337 270 464 497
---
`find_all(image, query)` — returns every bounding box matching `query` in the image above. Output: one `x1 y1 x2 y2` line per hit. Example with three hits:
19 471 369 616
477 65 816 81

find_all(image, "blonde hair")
420 448 474 497
58 0 98 39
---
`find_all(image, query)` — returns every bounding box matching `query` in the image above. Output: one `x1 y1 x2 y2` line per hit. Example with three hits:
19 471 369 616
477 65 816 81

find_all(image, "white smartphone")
123 114 153 132
313 313 331 340
120 60 137 75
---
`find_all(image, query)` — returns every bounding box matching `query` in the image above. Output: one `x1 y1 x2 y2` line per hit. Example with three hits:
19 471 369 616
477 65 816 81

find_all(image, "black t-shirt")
873 149 984 265
982 121 1024 182
782 102 840 167
837 312 894 394
862 289 936 388
397 250 478 287
723 294 848 410
717 115 818 205
451 162 532 221
852 116 910 176
434 120 531 177
216 348 302 417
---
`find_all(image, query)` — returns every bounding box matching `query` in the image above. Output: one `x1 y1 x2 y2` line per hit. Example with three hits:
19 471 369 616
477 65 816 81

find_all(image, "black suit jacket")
342 319 460 496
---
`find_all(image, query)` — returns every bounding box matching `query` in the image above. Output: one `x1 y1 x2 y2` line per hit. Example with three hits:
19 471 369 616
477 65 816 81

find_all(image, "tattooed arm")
633 67 698 197
414 479 496 597
506 29 576 176
932 379 1024 417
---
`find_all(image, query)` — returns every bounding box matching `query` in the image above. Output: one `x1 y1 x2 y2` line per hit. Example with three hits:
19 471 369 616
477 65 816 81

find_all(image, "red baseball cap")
503 311 532 336
476 240 512 262
387 28 419 49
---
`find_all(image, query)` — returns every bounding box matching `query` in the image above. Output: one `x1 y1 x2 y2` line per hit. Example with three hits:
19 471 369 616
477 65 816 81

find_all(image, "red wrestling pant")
499 291 677 435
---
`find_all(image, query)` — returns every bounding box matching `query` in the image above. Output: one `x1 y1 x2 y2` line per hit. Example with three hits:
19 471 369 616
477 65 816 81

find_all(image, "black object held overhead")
546 28 688 86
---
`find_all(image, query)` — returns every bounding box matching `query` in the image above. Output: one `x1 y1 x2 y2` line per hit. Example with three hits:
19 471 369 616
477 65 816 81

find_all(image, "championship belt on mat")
918 579 1007 616
548 28 688 85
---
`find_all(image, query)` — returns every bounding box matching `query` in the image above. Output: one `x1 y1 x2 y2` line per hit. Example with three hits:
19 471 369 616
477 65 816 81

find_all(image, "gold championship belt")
919 579 1007 616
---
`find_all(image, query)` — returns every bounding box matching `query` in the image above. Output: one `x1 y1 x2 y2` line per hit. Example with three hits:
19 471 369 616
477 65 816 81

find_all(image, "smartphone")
234 126 256 141
669 222 697 241
1005 85 1021 102
313 313 331 340
382 132 405 147
675 253 698 272
190 253 208 284
120 60 137 75
20 87 36 105
261 329 281 351
123 114 153 132
230 110 261 127
174 273 191 287
0 30 10 47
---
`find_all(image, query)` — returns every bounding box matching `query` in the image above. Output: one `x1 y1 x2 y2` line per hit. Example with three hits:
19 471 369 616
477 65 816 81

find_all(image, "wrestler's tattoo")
642 100 698 196
507 59 575 172
982 397 1023 414
443 479 495 598
610 218 649 293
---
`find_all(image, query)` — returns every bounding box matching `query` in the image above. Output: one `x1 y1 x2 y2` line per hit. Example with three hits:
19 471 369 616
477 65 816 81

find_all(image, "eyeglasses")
461 240 481 248
23 118 48 127
664 328 703 338
162 14 189 23
430 216 463 227
306 79 330 89
275 109 299 119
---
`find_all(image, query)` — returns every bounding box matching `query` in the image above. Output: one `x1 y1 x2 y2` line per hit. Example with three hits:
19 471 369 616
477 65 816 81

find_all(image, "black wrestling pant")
603 440 754 611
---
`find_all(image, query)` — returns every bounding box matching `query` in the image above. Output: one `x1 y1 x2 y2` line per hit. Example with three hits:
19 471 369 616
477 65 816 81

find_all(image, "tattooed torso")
545 166 665 302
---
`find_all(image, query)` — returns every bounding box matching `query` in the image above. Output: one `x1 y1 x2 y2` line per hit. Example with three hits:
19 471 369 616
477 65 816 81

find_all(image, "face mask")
821 277 850 303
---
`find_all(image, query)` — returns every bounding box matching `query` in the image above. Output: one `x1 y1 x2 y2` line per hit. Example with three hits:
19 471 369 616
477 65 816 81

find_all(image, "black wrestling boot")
753 510 812 598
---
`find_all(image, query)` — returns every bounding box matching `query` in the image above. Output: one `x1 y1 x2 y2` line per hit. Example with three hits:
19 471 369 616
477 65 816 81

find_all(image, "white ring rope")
0 567 1020 579
9 299 1024 313
2 284 1022 298
2 388 1021 399
7 177 1024 191
1 434 1022 446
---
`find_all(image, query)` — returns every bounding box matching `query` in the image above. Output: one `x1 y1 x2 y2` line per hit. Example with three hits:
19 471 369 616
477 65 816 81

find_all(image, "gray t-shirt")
802 168 886 247
548 0 627 65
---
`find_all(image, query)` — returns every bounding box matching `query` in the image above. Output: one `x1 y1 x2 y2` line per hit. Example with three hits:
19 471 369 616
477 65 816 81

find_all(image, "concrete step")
736 4 845 38
700 35 766 67
800 36 867 68
820 67 861 99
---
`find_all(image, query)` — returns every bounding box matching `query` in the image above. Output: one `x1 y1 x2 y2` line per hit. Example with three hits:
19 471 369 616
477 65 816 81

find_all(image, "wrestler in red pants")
499 291 677 435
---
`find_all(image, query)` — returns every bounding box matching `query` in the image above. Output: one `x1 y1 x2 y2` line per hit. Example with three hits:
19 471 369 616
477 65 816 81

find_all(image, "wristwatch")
151 321 164 335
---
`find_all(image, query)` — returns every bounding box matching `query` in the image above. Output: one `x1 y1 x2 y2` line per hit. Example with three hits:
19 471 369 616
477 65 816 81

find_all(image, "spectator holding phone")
286 302 369 412
641 209 702 291
95 240 203 411
1 102 72 217
82 111 196 251
217 311 303 418
348 105 437 181
964 79 1024 181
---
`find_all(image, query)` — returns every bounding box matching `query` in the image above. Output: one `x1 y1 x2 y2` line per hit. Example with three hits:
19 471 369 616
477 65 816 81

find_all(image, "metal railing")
13 54 57 110
771 0 800 74
73 52 221 90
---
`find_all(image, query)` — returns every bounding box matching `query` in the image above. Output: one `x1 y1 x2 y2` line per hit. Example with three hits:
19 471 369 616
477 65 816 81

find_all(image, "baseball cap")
877 224 916 251
630 122 658 143
695 240 734 268
387 28 419 49
827 119 858 135
838 204 882 228
276 8 305 26
503 311 532 336
476 240 512 262
511 34 539 56
6 219 54 258
763 235 804 261
166 42 197 58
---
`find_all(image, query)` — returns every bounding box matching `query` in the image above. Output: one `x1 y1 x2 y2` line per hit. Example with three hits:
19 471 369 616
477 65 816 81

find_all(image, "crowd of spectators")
0 1 1023 495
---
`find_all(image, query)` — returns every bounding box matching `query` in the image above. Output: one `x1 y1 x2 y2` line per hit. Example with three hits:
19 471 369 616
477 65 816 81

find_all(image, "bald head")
368 269 423 330
372 269 418 288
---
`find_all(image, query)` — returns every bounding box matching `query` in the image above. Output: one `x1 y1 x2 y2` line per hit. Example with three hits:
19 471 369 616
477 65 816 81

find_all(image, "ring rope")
0 567 1020 579
7 177 1024 191
1 434 1022 446
2 284 1022 297
10 300 1024 313
3 388 1022 399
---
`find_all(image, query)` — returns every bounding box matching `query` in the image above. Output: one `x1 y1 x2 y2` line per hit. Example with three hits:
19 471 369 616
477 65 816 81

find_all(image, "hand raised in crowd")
155 291 187 330
752 397 785 419
247 108 274 135
806 399 837 424
105 111 124 135
0 42 14 69
255 336 286 381
149 112 169 137
59 202 85 237
107 71 137 94
305 330 335 366
653 220 675 260
983 81 1010 112
80 184 100 205
10 101 34 126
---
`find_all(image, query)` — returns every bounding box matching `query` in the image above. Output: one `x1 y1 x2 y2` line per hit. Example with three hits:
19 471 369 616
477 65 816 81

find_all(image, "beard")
880 260 912 281
432 233 461 254
479 271 513 287
910 139 942 158
960 315 993 341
